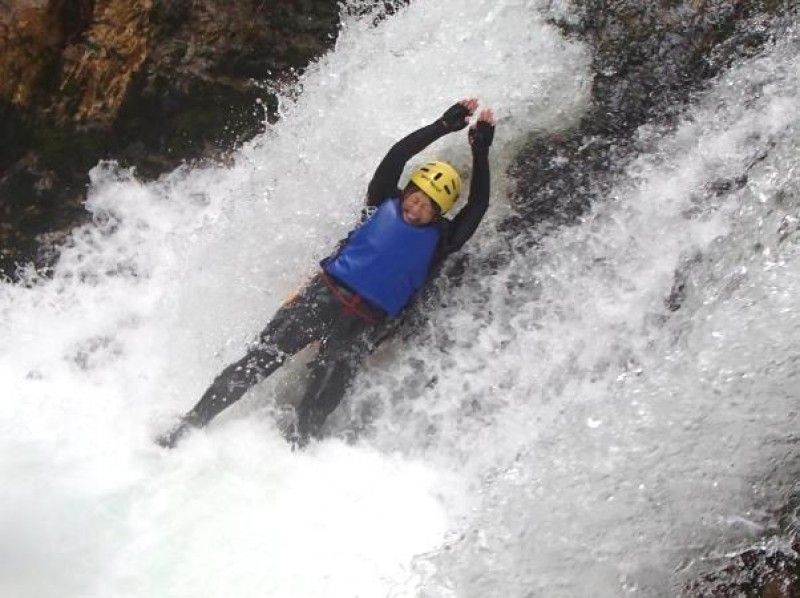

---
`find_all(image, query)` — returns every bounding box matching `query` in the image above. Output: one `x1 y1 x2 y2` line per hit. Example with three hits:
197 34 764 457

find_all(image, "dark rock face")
0 0 342 277
683 544 800 597
679 485 800 597
505 0 795 235
500 2 799 595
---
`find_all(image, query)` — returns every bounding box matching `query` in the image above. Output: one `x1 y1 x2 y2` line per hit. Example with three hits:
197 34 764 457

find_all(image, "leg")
295 314 372 445
183 339 299 428
158 277 336 447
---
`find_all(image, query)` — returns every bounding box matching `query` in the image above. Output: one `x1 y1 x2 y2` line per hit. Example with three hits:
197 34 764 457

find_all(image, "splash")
0 1 589 596
370 20 800 597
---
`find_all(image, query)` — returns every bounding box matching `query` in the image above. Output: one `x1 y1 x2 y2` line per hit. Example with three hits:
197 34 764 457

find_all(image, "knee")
249 346 285 368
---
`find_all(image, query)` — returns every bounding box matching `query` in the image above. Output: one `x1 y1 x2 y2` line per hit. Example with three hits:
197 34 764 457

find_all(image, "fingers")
468 108 496 128
457 99 496 127
458 98 495 125
478 108 495 125
458 97 479 117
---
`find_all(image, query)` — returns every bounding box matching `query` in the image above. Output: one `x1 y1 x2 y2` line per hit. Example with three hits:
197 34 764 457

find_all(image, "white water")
1 2 798 597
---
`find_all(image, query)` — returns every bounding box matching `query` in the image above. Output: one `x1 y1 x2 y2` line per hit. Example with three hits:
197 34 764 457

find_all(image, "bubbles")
0 1 590 596
0 1 800 596
361 22 800 597
9 3 800 597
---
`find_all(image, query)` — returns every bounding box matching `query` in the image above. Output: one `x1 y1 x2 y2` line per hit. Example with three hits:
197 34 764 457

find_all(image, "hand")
468 108 495 151
440 98 478 131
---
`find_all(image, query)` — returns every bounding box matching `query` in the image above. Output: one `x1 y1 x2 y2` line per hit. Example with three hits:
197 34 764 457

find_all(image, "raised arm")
367 99 478 206
445 109 495 252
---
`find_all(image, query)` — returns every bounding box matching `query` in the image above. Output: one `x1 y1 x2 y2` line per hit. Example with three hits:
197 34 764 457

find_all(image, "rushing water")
1 1 798 596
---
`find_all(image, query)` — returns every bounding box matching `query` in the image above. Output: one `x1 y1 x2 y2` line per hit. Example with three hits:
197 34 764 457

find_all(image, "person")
157 98 496 449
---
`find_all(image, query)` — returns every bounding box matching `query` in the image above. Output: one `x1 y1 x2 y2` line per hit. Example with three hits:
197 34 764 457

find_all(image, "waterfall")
1 1 798 596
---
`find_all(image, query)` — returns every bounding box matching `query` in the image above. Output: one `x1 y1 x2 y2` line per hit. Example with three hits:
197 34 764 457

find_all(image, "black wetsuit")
157 104 493 448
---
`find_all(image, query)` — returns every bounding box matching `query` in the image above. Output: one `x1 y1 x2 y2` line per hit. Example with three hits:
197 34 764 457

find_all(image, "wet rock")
0 0 343 278
499 4 798 590
665 140 774 312
680 487 800 596
682 543 800 597
505 0 795 235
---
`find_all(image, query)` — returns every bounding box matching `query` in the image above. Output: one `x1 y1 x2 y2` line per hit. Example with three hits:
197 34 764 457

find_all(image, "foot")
155 418 195 449
284 423 310 452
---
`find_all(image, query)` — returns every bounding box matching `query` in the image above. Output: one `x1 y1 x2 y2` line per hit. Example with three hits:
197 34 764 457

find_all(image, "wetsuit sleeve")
366 121 451 207
442 148 490 253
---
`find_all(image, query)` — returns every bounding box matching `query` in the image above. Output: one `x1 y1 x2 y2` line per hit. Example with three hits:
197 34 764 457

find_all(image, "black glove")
440 103 472 131
469 121 495 151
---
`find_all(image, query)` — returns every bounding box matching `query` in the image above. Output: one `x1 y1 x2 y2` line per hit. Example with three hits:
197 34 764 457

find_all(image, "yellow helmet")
409 161 461 214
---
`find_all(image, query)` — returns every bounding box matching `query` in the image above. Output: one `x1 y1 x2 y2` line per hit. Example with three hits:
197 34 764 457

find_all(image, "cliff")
0 0 341 275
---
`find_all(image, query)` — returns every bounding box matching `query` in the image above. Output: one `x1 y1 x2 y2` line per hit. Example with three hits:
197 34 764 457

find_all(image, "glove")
469 121 495 151
440 103 472 131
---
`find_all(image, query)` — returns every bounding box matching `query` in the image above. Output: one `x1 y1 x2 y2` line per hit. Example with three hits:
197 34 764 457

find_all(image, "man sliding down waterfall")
157 99 496 449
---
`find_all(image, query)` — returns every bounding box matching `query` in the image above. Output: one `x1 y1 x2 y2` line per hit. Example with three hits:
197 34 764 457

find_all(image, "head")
404 161 462 226
401 183 440 225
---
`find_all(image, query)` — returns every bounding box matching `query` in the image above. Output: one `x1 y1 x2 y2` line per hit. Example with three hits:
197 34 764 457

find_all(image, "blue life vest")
322 198 441 318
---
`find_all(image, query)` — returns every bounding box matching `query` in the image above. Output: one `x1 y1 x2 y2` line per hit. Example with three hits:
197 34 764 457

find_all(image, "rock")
682 545 800 597
495 5 799 589
680 488 800 596
504 0 795 235
0 0 343 277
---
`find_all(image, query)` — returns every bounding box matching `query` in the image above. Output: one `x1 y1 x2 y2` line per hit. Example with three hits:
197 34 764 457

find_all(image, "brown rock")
0 1 64 109
55 0 152 125
0 0 345 278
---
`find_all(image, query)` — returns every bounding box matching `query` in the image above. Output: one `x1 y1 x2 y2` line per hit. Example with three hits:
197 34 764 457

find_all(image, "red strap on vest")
321 272 380 325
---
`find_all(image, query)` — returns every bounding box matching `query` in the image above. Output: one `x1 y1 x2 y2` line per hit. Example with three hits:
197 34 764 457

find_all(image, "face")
401 189 438 226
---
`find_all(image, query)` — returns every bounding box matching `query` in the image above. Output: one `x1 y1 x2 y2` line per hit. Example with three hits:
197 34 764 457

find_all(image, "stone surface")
679 486 800 596
0 0 343 277
505 0 794 234
682 540 800 597
495 2 800 594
